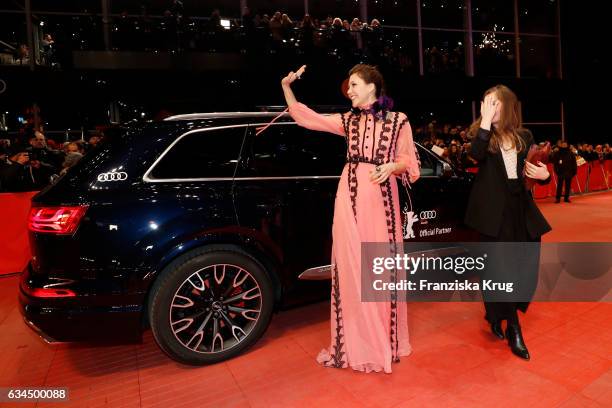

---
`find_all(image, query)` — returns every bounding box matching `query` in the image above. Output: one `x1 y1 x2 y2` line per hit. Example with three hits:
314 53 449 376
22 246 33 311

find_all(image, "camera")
28 149 41 162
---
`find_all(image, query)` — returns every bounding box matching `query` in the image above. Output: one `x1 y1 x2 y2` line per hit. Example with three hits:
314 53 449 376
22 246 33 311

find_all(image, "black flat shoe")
506 324 530 360
564 198 571 203
490 321 504 340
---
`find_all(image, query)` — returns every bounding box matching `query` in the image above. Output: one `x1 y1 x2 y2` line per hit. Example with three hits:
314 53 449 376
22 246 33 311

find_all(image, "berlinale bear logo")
402 209 419 239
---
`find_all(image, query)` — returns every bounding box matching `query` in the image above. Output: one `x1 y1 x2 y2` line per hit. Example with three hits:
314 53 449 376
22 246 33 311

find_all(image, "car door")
233 122 347 305
402 144 478 242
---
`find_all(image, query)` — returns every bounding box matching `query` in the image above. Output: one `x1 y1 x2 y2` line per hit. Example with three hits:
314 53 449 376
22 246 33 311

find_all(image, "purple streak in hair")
350 95 395 119
374 95 394 112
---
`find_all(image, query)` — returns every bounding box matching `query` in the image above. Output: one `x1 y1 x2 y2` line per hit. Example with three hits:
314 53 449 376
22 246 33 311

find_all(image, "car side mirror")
436 161 453 178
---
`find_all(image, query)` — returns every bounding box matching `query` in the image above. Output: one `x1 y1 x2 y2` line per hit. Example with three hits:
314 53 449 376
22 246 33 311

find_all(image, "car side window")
416 144 436 176
150 127 246 179
249 124 346 177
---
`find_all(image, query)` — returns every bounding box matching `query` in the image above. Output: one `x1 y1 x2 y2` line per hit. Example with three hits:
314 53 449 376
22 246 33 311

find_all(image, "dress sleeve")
287 102 345 136
393 114 420 183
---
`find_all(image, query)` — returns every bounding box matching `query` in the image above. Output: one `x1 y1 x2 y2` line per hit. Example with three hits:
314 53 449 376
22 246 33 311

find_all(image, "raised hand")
281 65 307 87
480 93 499 122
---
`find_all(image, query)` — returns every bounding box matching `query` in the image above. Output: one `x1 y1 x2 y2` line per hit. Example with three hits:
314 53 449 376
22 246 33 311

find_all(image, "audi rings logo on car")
419 210 437 220
97 172 128 182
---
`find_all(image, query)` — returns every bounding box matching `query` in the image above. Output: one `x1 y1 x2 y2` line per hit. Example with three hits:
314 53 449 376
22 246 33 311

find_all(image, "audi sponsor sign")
97 171 128 182
419 210 437 221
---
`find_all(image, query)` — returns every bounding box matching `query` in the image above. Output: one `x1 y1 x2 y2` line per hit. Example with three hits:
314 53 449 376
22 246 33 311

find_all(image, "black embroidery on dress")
372 113 401 363
370 116 378 161
348 113 361 220
389 112 400 158
347 156 383 165
389 114 402 361
381 178 400 362
349 113 360 155
341 112 350 138
374 114 396 163
325 264 346 368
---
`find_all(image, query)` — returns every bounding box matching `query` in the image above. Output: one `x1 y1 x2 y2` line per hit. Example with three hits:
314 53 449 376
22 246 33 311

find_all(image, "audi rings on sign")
97 171 128 182
419 210 437 220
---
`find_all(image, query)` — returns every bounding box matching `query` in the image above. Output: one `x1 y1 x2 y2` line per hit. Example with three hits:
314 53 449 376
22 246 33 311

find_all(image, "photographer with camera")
26 131 62 168
0 145 36 192
0 132 60 192
25 130 62 186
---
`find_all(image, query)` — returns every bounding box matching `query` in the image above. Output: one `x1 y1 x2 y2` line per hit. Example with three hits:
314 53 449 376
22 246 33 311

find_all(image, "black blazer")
464 127 552 239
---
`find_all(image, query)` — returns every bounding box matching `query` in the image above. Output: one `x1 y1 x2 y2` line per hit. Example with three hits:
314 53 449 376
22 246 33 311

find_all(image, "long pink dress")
288 102 420 373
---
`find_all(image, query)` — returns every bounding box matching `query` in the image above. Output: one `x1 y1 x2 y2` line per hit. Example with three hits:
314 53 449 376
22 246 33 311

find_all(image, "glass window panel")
114 1 241 18
36 98 108 131
472 0 514 32
416 145 437 175
367 0 417 27
35 14 104 51
407 100 473 143
151 127 245 179
473 31 515 77
518 0 558 34
308 0 360 22
0 13 28 65
1 1 25 11
520 35 559 79
200 1 241 19
250 124 346 177
111 3 148 14
420 0 467 29
31 0 101 13
422 30 467 76
248 0 305 21
521 100 561 123
364 27 418 76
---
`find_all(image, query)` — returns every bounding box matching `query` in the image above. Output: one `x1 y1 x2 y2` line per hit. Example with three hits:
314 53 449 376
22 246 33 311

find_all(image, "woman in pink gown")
281 64 420 373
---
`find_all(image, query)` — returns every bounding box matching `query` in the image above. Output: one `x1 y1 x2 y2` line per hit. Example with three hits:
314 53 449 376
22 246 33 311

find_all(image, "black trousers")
556 174 572 200
481 179 540 326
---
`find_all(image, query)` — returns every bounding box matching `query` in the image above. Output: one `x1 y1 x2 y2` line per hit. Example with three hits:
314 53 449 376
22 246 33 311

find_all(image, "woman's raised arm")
281 65 345 137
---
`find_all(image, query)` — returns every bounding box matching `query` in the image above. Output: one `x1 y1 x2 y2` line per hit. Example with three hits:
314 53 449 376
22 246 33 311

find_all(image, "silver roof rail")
164 112 291 121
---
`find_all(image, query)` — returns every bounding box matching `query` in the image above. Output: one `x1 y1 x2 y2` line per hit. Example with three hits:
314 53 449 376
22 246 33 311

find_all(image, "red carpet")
539 192 612 242
0 191 610 407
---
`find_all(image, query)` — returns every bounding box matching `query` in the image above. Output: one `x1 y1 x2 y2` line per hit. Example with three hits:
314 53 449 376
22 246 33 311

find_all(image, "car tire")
148 246 274 365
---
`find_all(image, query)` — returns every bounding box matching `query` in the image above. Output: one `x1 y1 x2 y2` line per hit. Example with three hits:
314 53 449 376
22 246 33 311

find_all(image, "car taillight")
27 287 77 298
28 206 88 234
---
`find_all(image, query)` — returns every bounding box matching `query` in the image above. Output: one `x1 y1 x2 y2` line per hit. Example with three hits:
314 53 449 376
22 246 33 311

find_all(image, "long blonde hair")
468 85 526 153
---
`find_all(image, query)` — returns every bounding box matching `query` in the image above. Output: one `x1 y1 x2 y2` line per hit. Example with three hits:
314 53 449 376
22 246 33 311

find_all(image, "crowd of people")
414 120 612 175
2 116 610 194
0 129 103 192
4 5 466 75
109 7 457 74
108 7 389 54
102 8 402 65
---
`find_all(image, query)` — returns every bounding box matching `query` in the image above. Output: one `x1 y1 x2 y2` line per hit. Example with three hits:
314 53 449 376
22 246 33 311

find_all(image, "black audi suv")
20 112 477 365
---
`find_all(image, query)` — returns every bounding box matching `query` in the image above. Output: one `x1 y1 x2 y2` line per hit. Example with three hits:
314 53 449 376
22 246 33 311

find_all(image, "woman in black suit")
465 85 551 360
